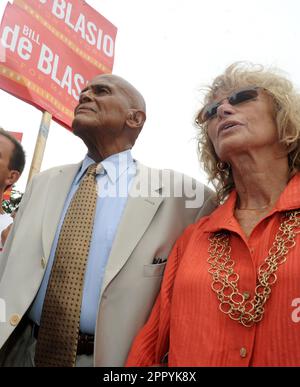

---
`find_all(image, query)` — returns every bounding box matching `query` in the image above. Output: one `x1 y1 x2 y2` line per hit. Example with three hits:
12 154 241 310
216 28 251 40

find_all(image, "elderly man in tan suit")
0 74 214 367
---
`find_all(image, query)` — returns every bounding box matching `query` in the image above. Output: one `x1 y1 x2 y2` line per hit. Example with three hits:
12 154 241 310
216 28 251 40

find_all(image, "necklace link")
207 210 300 327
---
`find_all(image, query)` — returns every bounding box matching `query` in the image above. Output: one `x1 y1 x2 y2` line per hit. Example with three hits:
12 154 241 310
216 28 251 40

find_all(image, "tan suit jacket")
0 161 215 366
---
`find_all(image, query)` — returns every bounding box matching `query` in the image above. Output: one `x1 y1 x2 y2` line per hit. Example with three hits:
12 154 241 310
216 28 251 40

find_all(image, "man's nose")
79 89 93 104
217 100 235 119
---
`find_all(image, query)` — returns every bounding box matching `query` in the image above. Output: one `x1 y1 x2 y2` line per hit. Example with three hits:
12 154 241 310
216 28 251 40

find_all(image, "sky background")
0 0 300 192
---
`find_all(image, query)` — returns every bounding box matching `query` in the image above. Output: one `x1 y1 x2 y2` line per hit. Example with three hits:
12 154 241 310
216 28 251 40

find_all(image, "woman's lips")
218 121 244 135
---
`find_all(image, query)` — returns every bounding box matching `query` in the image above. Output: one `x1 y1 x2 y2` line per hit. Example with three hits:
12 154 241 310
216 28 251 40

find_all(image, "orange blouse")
126 173 300 367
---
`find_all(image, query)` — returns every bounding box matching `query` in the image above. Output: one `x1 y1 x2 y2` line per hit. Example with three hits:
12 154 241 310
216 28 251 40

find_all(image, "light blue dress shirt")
29 150 136 334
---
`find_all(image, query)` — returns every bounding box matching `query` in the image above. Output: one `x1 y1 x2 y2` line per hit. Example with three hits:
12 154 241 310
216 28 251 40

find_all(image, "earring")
217 161 230 172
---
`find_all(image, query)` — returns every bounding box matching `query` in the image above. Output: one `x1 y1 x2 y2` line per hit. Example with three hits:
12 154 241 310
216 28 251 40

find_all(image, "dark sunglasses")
198 87 260 123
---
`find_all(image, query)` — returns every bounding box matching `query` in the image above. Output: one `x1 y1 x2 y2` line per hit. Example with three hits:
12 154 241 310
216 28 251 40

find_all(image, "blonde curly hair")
195 62 300 203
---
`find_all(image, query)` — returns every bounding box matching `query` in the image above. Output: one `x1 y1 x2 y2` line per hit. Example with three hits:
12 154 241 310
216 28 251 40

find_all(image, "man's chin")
72 118 85 137
72 126 80 138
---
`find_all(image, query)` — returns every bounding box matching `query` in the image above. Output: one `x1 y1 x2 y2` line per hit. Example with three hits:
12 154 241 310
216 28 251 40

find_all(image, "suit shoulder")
139 163 208 188
161 168 213 197
134 163 215 208
31 163 80 181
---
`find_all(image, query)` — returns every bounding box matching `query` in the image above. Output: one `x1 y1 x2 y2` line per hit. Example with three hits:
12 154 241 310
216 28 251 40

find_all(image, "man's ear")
126 109 146 129
5 170 20 189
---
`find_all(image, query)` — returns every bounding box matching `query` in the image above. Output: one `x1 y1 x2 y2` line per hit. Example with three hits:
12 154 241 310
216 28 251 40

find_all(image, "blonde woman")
127 62 300 366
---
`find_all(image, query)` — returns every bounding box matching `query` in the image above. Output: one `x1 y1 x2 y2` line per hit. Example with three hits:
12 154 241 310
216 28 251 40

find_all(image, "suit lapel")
42 163 81 260
100 163 164 297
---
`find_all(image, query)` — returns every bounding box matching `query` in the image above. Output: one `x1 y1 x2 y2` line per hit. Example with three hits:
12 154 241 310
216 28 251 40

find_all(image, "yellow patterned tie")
35 163 98 367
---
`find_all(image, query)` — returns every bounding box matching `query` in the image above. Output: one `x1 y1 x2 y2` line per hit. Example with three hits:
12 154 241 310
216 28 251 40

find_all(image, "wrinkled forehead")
88 74 121 88
87 74 146 111
88 74 138 99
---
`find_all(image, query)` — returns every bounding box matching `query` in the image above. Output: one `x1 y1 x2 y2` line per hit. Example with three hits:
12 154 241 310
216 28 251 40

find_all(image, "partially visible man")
0 74 215 367
0 128 25 251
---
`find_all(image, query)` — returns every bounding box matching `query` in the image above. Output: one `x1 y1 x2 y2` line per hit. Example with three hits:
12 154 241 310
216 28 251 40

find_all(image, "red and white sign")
0 0 117 129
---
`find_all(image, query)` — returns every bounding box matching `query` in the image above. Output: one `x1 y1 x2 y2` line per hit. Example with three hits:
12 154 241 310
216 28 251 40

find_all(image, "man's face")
72 75 132 139
0 135 15 191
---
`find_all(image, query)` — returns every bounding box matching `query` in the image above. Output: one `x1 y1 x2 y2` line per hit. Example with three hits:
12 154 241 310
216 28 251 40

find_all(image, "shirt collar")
274 172 300 211
75 150 135 185
202 172 300 234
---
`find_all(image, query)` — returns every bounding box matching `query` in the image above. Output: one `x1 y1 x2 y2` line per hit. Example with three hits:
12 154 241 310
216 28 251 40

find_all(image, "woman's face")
205 87 282 162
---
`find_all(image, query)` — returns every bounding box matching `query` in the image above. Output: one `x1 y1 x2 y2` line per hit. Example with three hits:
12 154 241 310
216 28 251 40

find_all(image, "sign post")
27 111 52 184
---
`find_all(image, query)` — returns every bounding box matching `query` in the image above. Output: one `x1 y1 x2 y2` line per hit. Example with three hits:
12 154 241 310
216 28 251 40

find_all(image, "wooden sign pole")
27 111 52 185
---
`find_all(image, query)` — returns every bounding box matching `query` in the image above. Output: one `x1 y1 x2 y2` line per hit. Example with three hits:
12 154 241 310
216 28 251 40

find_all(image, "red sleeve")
126 222 200 366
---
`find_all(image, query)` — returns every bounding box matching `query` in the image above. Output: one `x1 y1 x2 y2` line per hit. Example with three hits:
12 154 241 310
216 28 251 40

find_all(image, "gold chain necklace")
236 205 269 211
207 210 300 327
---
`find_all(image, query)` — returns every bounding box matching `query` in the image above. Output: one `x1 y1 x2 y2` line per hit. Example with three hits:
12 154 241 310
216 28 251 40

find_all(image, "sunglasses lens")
200 87 259 123
203 102 218 121
230 88 258 105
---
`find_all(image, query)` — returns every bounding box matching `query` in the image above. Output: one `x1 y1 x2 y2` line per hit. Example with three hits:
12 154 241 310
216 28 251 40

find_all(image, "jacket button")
10 314 21 326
